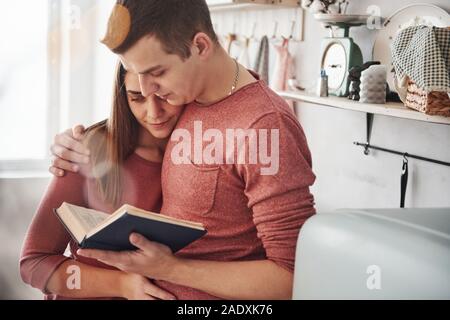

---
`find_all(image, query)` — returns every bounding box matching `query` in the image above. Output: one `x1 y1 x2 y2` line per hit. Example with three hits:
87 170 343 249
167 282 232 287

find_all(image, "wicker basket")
405 80 450 117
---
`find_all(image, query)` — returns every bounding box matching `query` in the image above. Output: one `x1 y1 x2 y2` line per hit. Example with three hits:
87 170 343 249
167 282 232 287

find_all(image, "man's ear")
191 32 214 60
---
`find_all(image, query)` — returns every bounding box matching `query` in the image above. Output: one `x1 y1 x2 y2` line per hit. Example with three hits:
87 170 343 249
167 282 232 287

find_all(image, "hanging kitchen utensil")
400 153 409 208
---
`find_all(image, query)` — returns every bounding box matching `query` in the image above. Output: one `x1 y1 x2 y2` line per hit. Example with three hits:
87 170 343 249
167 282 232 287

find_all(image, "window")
0 0 49 161
0 0 118 176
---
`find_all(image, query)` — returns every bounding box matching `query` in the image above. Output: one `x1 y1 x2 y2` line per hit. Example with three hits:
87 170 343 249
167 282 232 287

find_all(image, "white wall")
297 0 450 211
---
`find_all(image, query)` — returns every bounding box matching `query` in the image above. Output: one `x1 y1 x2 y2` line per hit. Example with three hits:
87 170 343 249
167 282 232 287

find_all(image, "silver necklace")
228 58 240 96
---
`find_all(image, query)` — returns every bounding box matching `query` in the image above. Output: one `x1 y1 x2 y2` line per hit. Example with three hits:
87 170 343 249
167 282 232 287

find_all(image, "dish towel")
253 35 269 85
271 37 295 92
271 37 295 111
391 26 450 93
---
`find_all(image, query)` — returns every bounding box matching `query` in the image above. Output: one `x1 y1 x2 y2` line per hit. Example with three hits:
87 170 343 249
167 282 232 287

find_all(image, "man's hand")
49 125 90 176
78 233 178 281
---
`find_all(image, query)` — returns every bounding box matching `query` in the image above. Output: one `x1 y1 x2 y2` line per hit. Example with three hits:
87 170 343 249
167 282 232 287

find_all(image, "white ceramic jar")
359 64 387 104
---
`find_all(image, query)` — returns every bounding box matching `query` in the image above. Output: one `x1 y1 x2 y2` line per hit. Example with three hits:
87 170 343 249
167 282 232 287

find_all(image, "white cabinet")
293 208 450 299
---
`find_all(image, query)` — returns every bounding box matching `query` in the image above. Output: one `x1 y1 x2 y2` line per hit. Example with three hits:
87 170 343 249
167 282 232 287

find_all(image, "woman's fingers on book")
130 233 172 254
129 233 151 249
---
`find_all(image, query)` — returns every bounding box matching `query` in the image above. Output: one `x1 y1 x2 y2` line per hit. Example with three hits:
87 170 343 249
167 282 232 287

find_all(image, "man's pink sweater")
154 79 316 299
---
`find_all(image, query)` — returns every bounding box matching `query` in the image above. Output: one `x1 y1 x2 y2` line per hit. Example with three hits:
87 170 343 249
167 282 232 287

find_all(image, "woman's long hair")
83 62 140 207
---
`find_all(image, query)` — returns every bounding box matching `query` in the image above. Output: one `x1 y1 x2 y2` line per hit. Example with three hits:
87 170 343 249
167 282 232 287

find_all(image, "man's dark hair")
103 0 218 59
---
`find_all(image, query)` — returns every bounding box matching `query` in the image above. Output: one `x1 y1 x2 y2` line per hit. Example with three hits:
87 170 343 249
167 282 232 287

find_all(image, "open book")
54 202 206 252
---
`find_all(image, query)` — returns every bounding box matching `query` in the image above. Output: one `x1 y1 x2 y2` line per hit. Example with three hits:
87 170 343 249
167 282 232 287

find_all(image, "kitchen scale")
315 14 367 97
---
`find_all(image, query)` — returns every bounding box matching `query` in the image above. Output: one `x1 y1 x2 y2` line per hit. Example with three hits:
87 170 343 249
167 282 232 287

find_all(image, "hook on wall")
211 5 304 43
289 20 296 39
272 21 278 39
403 153 409 163
232 22 237 35
250 22 257 40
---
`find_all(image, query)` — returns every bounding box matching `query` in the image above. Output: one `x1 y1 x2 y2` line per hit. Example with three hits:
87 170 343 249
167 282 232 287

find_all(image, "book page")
87 204 205 238
65 203 109 232
122 205 205 230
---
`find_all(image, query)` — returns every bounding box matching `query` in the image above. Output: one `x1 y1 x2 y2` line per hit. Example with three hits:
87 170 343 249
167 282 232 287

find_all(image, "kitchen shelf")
208 0 299 12
277 91 450 125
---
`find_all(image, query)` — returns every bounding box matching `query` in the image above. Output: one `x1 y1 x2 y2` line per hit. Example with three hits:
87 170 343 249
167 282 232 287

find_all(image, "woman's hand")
120 273 176 300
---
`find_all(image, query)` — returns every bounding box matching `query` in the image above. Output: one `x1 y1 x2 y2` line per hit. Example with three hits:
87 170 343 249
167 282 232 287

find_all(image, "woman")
20 62 183 300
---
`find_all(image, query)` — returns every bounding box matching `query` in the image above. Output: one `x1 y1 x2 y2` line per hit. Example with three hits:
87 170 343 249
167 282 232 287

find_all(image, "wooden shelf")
208 0 299 12
278 91 450 125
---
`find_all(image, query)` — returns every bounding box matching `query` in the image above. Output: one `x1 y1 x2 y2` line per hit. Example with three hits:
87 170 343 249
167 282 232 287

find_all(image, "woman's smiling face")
124 71 184 139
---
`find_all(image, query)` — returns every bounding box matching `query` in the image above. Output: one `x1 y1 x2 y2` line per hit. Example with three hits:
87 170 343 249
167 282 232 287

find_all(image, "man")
50 0 316 299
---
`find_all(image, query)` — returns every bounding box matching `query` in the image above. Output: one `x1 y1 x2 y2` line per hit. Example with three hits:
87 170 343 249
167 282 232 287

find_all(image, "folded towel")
391 26 450 93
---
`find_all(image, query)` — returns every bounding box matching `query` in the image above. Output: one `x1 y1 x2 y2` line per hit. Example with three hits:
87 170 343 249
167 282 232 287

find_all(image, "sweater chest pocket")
164 160 220 216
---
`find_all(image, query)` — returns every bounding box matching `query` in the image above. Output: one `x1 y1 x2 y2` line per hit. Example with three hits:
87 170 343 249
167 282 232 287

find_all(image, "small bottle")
317 69 328 97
